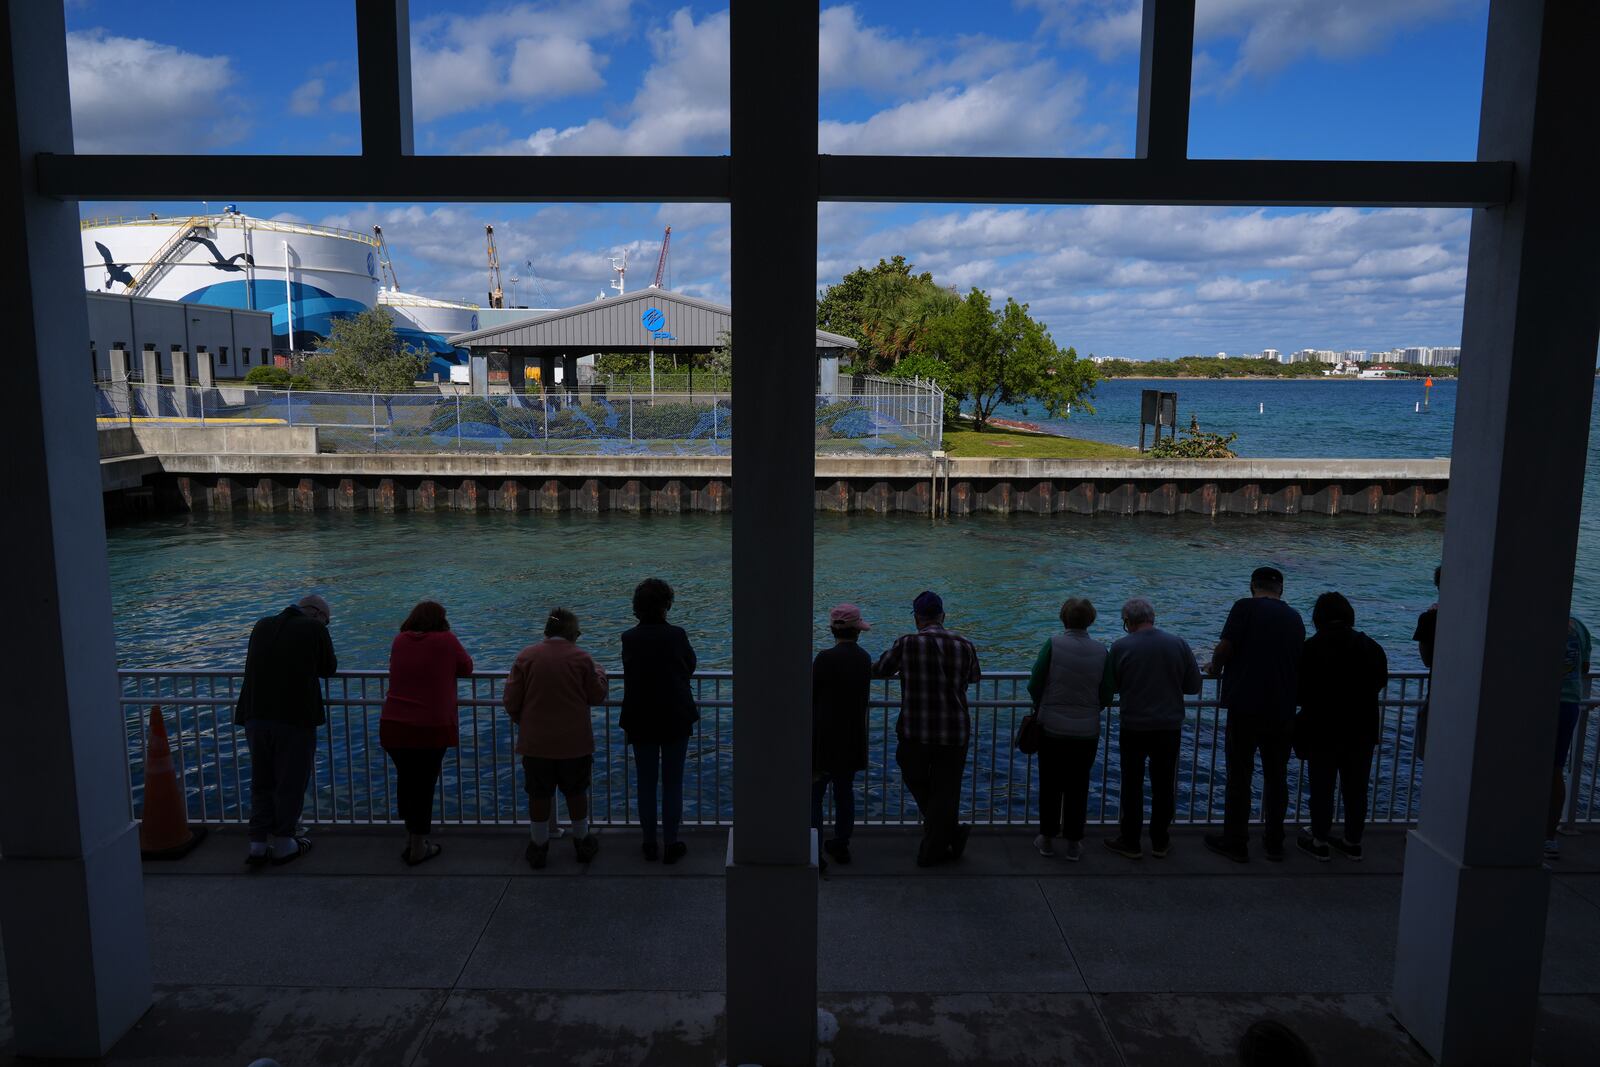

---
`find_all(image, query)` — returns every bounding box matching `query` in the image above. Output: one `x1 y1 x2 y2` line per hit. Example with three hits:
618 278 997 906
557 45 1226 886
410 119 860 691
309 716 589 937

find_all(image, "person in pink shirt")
504 608 610 869
381 600 474 866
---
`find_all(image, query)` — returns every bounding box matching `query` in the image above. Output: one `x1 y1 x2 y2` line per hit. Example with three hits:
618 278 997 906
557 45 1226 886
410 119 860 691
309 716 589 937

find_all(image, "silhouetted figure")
812 604 873 871
1238 1020 1316 1067
236 594 337 867
1026 597 1108 862
620 578 699 864
874 590 982 867
1412 564 1440 759
1204 567 1305 863
1547 614 1591 861
1294 593 1388 862
1104 597 1202 860
381 600 473 866
505 608 607 870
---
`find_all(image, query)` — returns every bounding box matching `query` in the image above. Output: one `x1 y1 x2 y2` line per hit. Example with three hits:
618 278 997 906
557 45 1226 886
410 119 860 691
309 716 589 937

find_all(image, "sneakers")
642 841 659 862
1328 837 1364 861
1204 833 1249 863
663 841 688 865
525 841 549 870
1296 835 1331 862
573 834 599 863
1149 839 1171 859
823 838 853 865
1263 842 1286 862
949 824 971 861
1103 835 1143 859
1062 839 1083 862
1034 834 1057 857
1544 838 1562 861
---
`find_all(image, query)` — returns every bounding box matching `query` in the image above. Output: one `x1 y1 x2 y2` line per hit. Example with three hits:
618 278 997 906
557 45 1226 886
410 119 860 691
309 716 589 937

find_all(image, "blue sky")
66 0 1490 357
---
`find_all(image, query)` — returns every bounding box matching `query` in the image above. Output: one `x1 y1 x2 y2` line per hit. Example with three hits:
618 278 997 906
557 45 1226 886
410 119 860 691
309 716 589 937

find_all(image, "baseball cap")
912 590 944 617
829 603 871 630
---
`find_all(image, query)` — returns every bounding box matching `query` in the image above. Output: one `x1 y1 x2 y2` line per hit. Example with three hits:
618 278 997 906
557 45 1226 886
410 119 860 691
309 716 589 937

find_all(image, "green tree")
886 351 961 421
921 289 1096 431
818 256 955 371
306 309 426 393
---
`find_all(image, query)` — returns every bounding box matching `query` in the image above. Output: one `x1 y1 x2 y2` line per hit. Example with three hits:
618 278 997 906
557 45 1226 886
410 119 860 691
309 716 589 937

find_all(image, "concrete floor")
2 825 1598 1065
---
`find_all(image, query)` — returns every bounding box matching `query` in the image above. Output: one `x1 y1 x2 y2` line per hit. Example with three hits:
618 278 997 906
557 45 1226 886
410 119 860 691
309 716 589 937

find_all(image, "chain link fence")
94 378 945 455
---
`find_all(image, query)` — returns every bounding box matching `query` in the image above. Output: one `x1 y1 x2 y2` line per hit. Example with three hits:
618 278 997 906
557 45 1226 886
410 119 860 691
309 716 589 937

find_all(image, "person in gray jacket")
1026 597 1112 861
1102 597 1202 859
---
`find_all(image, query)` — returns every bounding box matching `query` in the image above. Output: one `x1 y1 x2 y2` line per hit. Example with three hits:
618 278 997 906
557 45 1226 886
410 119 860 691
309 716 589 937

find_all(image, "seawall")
99 428 1448 519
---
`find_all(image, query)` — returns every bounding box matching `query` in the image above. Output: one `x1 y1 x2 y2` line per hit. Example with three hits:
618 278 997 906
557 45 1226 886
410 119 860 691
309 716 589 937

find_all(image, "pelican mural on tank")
186 234 256 271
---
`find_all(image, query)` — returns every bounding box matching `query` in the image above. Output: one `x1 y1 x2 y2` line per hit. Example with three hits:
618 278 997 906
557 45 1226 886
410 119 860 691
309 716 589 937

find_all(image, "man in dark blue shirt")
1204 567 1305 862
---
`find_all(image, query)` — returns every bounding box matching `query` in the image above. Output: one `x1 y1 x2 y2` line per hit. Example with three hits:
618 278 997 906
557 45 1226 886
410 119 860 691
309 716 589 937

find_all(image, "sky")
65 0 1491 358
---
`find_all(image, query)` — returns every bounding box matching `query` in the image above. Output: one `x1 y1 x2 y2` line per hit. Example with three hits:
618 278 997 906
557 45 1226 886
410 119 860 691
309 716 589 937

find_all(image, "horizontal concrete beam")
98 425 319 457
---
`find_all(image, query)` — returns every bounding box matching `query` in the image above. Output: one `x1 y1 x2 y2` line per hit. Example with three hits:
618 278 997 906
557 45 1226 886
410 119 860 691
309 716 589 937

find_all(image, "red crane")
651 226 671 289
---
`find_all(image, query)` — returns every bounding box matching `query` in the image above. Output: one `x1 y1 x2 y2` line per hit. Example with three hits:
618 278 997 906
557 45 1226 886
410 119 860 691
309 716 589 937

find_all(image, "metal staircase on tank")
123 216 211 295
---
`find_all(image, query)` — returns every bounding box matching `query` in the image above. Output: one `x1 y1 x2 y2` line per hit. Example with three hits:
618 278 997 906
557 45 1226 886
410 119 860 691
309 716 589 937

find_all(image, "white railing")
117 669 1597 830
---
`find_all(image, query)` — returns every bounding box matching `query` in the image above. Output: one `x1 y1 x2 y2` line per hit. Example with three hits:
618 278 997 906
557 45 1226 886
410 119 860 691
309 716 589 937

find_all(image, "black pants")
897 738 968 859
1222 713 1293 848
1037 734 1098 841
1306 743 1373 844
387 746 447 835
245 719 317 842
1119 728 1181 847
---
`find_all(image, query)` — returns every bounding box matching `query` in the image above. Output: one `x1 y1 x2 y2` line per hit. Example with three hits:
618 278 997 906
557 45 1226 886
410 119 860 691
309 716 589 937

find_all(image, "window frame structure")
19 2 1596 1065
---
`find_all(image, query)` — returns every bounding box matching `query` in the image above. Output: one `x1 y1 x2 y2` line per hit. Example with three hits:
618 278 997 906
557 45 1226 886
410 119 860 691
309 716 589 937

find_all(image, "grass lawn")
941 426 1138 459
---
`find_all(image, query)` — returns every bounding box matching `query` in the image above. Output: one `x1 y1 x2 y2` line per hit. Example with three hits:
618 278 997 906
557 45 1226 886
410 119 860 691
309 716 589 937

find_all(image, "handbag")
1016 710 1042 755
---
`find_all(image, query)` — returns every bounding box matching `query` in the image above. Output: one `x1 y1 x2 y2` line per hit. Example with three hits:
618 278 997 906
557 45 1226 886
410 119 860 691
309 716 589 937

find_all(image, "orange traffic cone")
139 704 208 860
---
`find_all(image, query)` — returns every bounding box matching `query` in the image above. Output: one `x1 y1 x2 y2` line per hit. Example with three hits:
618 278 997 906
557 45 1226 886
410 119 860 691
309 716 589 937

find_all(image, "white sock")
531 821 550 845
571 817 589 839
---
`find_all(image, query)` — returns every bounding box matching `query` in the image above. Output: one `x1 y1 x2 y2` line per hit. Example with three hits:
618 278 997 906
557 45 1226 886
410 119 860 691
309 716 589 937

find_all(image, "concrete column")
538 354 556 395
469 353 489 397
139 348 159 417
196 349 214 389
726 4 818 1065
0 1 153 1057
107 348 130 419
561 354 578 398
170 350 191 417
1392 4 1600 1063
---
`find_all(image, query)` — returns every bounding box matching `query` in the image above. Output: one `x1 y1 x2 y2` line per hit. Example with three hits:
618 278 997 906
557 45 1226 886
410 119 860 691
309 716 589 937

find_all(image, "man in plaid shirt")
874 590 982 866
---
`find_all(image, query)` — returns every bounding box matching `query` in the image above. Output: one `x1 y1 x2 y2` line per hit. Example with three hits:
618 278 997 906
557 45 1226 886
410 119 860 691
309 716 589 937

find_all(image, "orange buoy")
139 705 208 860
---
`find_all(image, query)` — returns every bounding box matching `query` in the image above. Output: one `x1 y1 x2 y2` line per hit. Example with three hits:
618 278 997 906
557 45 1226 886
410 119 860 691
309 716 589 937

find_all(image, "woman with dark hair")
619 577 699 863
1295 591 1388 862
380 600 474 866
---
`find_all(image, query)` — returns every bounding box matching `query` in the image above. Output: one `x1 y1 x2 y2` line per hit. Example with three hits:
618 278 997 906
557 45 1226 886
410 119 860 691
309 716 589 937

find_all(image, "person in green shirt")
1546 615 1591 861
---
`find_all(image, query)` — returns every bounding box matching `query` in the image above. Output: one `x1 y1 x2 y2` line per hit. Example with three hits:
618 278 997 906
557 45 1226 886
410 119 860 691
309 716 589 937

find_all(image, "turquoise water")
107 377 1600 673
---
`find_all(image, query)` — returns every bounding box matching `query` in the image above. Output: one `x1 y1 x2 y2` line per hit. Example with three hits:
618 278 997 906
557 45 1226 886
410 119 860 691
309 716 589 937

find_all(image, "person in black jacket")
620 578 699 864
812 604 873 871
1295 592 1389 862
1412 564 1440 759
235 594 338 867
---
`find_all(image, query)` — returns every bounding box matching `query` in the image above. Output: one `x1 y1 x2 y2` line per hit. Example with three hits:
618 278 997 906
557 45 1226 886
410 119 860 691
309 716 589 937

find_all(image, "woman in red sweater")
381 600 473 865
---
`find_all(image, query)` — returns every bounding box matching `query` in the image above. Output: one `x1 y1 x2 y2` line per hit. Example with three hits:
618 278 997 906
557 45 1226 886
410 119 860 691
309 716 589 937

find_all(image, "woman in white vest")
1025 598 1113 861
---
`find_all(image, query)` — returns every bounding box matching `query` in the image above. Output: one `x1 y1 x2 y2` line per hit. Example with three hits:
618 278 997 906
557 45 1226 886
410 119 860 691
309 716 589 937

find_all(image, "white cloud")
288 78 325 116
67 29 249 151
1022 0 1477 85
819 5 931 93
497 8 729 156
409 0 630 122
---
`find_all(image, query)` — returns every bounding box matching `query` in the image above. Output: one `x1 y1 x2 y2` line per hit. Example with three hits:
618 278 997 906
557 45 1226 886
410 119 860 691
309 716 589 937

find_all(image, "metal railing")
116 668 1600 830
93 382 946 454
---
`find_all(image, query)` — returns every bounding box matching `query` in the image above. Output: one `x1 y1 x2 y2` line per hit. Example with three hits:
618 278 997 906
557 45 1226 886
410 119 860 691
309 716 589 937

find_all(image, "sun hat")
829 603 871 630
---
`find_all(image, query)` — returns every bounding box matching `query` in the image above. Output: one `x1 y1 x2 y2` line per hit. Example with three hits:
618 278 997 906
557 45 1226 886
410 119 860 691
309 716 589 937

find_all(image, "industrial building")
85 291 273 381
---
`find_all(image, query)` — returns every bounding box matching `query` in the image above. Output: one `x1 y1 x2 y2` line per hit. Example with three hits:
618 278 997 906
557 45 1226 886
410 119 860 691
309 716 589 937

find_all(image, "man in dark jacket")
1412 564 1440 759
1204 567 1305 863
1294 592 1388 862
619 578 699 864
236 594 337 867
813 604 873 871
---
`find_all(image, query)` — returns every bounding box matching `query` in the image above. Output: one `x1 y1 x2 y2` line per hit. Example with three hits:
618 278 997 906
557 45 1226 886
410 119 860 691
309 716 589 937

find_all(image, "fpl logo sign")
641 306 675 341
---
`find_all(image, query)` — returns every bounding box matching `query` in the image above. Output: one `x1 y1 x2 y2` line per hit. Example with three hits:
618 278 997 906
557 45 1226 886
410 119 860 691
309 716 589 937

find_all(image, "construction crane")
485 224 504 308
372 225 401 290
650 226 672 289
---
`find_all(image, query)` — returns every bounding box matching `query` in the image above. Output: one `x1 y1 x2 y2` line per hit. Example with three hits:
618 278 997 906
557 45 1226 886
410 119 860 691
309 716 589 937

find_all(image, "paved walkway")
2 826 1598 1065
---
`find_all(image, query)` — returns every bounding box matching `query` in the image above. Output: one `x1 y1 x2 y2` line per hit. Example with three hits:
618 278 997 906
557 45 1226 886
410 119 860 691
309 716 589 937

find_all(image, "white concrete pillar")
139 348 160 417
726 4 819 1065
107 348 130 419
1392 3 1600 1063
0 1 153 1057
170 350 191 418
196 349 214 389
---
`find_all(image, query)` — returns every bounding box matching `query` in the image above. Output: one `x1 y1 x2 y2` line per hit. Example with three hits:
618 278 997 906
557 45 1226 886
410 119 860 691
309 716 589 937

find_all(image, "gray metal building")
447 287 856 393
85 291 274 380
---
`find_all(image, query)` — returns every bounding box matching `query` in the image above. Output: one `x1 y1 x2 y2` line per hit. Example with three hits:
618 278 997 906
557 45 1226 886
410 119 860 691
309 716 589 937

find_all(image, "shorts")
1555 703 1581 768
523 754 593 799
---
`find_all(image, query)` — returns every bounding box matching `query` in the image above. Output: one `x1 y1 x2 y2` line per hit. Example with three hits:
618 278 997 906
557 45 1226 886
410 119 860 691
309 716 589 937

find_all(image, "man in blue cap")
874 590 983 866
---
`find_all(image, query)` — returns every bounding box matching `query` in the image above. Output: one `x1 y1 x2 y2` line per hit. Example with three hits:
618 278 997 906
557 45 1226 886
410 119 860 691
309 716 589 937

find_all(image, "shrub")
245 365 292 387
1149 414 1240 459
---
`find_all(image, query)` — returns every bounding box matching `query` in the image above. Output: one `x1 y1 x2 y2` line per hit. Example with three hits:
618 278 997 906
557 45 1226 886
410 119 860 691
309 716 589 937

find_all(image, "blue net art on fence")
95 380 946 456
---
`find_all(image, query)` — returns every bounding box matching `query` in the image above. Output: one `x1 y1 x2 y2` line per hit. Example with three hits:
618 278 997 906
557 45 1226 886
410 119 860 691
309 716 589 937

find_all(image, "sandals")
402 842 443 867
270 836 314 866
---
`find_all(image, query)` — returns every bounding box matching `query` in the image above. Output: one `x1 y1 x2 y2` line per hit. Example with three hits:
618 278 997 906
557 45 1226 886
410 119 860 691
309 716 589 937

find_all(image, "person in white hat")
812 604 873 871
